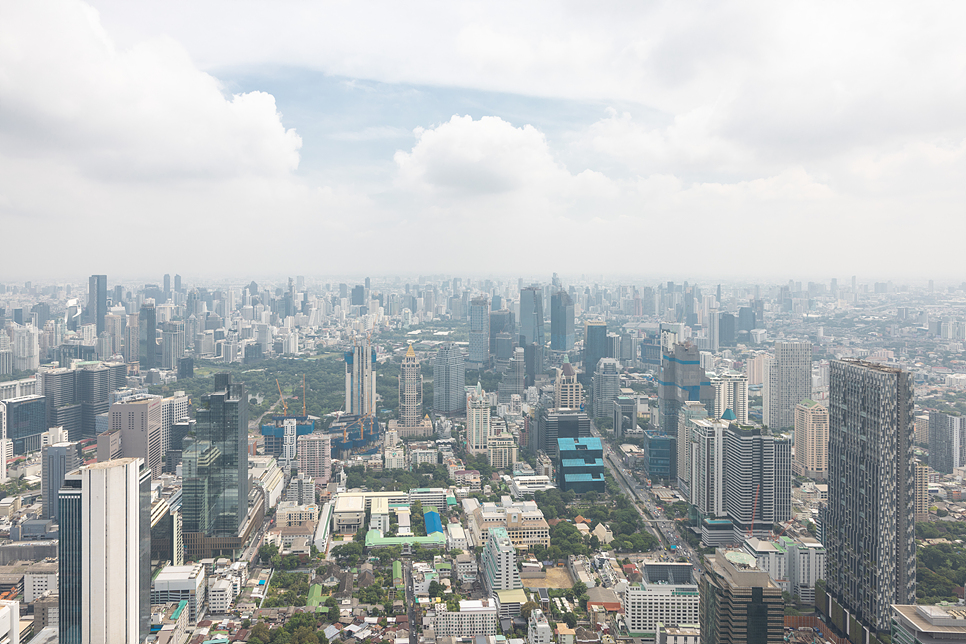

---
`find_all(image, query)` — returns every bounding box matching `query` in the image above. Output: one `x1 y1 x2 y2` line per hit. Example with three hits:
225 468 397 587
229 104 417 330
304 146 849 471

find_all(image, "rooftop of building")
893 605 966 634
557 437 602 451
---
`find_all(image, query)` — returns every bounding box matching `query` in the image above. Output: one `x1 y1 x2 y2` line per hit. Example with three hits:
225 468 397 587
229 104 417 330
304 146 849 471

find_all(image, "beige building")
276 501 318 527
915 464 930 522
793 399 828 480
469 499 550 549
914 413 930 446
487 432 518 470
554 358 583 409
110 394 164 476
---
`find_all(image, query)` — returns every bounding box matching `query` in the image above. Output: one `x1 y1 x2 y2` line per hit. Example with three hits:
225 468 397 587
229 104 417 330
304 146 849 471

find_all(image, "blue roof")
424 509 443 535
722 408 737 421
561 458 605 468
563 473 606 482
557 437 603 451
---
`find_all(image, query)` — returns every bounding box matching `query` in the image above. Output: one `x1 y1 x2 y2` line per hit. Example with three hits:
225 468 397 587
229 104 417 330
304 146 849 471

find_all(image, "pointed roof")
406 344 415 358
722 408 737 421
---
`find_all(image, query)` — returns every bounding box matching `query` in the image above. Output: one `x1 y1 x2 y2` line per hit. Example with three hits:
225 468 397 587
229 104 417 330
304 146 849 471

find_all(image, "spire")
562 354 570 363
406 344 415 358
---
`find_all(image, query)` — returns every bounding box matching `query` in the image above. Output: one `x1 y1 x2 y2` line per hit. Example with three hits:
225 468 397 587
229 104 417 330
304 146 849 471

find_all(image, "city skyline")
2 1 965 279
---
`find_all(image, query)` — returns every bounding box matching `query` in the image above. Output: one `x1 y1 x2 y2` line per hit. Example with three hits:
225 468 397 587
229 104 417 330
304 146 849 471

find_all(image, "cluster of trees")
262 572 311 608
249 613 324 644
531 489 658 556
330 540 365 566
258 543 307 570
916 522 966 604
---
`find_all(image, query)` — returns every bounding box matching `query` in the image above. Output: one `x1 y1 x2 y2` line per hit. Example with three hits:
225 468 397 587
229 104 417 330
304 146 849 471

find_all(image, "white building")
710 372 749 424
509 475 556 499
481 527 522 593
60 458 148 644
151 563 207 624
467 383 491 454
23 563 58 603
622 563 699 635
409 488 448 513
249 455 285 508
429 599 499 637
0 599 20 644
528 608 553 644
744 535 825 603
763 342 812 430
208 578 236 614
297 432 332 484
469 498 550 550
370 497 391 534
446 523 468 551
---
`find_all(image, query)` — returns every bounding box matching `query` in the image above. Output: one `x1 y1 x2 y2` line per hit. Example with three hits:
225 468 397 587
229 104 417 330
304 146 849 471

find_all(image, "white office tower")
689 418 728 518
281 417 297 471
709 372 748 424
528 609 553 644
481 527 522 593
0 599 19 644
707 308 720 351
467 383 491 454
763 341 812 430
59 458 150 644
723 425 791 542
468 296 490 368
622 562 700 635
592 358 621 417
554 356 583 409
398 345 423 427
676 401 708 497
297 432 332 483
345 336 377 417
110 394 164 477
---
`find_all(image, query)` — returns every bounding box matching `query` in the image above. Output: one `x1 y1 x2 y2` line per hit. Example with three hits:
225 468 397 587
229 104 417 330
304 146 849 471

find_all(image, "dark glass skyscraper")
88 274 107 335
433 343 465 413
519 286 545 348
550 290 575 351
657 340 715 435
583 320 608 376
822 359 915 636
182 374 249 538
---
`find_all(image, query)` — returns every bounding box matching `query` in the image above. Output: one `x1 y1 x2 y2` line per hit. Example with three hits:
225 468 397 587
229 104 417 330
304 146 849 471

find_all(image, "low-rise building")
151 563 207 624
429 599 499 637
892 604 966 644
276 501 318 527
509 475 556 499
209 578 236 614
469 498 550 550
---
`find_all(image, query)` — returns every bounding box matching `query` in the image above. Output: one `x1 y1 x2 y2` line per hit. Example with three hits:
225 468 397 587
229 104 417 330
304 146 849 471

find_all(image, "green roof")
721 408 737 421
308 585 325 607
368 530 446 548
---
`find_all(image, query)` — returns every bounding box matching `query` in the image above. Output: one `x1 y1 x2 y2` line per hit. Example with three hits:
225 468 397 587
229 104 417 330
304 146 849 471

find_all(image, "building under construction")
327 414 381 459
261 415 316 458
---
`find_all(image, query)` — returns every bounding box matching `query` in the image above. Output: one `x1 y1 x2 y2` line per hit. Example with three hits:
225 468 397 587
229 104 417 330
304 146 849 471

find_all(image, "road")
591 424 702 571
405 558 417 644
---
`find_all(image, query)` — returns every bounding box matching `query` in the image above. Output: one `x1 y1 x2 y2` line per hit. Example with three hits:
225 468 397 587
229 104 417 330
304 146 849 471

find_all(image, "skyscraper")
592 358 620 418
489 309 514 356
822 359 915 635
583 320 608 376
699 549 784 644
709 372 749 424
138 301 157 369
468 297 490 368
42 441 78 520
553 356 582 409
344 337 377 417
658 339 715 435
519 286 545 348
467 382 491 454
161 321 185 370
550 290 575 351
182 374 249 542
88 274 107 336
723 425 791 541
111 394 164 477
481 527 522 593
928 412 966 473
433 343 465 414
398 344 423 427
59 458 151 644
763 341 811 430
793 399 828 479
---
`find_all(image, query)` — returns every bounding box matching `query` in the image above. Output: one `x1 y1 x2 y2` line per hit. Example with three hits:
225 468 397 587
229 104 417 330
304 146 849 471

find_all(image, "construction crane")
302 374 306 416
748 483 761 537
276 379 288 416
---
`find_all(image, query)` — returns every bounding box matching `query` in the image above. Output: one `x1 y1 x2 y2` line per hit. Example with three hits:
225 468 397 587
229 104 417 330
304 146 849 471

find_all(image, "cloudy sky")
1 0 964 283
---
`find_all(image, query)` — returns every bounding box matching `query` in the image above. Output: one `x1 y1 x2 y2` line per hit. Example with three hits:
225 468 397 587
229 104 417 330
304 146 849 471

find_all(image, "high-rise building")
124 312 139 364
658 340 715 434
297 432 332 483
557 437 606 493
42 441 78 520
550 290 575 351
723 425 791 542
519 287 545 348
111 394 164 477
161 321 185 370
433 343 465 414
554 356 583 409
489 309 514 357
822 359 915 635
138 302 157 370
928 412 966 473
793 399 828 479
467 383 491 454
613 396 638 439
481 527 522 593
710 372 748 424
398 344 423 427
763 342 811 430
344 337 377 417
535 409 591 458
676 401 708 496
622 562 700 635
915 464 930 523
88 274 107 336
592 358 620 418
528 608 553 644
498 348 526 403
468 297 490 368
707 308 720 352
699 549 784 644
59 458 151 644
182 374 250 541
584 320 608 376
1 394 46 454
